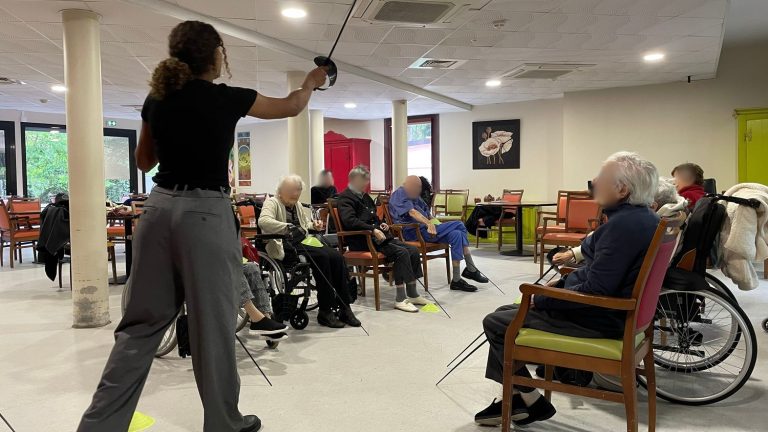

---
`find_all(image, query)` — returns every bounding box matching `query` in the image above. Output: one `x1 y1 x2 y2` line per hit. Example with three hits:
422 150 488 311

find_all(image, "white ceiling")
0 0 743 120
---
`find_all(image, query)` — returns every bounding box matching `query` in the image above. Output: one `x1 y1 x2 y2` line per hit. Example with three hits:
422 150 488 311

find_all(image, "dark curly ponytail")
149 20 232 99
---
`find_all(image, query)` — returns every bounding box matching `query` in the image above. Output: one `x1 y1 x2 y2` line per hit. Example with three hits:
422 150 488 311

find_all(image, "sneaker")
395 300 419 313
474 396 529 426
462 268 489 283
338 304 362 327
514 396 556 426
450 278 478 292
407 295 431 306
240 415 262 432
317 309 345 328
249 317 288 335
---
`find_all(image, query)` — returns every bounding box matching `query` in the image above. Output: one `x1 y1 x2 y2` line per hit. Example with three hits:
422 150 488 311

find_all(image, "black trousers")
378 239 423 285
483 304 606 391
300 245 352 311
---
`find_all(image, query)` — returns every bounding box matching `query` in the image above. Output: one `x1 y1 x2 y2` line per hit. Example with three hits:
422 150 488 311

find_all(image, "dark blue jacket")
535 202 659 338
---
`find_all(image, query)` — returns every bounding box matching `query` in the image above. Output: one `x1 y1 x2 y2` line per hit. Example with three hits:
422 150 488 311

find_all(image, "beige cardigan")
258 196 314 260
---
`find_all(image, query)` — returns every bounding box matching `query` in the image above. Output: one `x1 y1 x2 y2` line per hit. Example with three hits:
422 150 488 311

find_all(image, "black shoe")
474 396 529 426
240 415 262 432
249 317 288 335
338 304 361 327
317 309 345 328
450 278 478 292
462 268 489 283
514 396 556 426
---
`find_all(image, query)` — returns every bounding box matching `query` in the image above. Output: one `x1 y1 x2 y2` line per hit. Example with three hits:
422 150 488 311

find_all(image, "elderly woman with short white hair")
475 152 661 428
259 174 360 329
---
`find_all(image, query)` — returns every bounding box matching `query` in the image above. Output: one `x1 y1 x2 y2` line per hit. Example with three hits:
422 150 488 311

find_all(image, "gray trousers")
239 262 273 314
78 187 245 432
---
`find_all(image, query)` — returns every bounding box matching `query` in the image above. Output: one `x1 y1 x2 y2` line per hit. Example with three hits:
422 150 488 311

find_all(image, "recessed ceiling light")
344 102 357 109
485 79 501 87
643 52 665 62
282 8 307 19
51 84 67 92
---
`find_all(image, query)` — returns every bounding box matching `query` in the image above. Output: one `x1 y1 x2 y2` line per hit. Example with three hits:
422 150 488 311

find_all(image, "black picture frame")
472 119 520 170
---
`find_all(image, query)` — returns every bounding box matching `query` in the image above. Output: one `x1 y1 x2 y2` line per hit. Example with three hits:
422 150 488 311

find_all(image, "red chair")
501 215 684 432
475 189 524 250
538 193 600 276
533 190 588 263
327 199 392 311
8 198 42 226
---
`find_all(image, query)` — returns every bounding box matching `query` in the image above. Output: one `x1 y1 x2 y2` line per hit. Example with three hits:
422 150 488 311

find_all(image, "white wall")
235 120 289 194
324 118 386 189
562 42 768 191
439 98 564 201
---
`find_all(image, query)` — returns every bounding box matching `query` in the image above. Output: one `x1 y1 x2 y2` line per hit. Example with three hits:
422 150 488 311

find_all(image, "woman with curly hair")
77 21 327 432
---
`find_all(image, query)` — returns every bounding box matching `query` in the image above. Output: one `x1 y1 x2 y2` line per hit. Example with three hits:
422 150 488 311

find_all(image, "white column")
287 71 311 202
392 100 408 187
309 109 325 183
62 9 110 328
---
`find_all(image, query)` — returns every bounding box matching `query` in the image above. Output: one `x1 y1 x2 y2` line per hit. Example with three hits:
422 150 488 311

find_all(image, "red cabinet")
324 131 371 191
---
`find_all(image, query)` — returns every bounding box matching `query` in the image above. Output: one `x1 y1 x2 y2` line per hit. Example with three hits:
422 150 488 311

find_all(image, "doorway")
737 108 768 185
0 121 16 196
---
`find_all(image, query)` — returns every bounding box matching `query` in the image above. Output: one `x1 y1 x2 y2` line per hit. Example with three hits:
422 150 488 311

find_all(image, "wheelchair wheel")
122 283 180 358
704 272 738 304
290 310 309 330
639 288 757 405
762 319 768 333
236 307 249 332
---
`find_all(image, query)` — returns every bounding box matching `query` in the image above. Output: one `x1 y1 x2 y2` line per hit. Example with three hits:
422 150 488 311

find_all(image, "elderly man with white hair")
475 152 661 428
259 174 360 329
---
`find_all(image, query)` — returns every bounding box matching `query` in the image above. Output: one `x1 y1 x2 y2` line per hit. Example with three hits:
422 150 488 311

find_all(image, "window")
407 120 433 182
22 123 138 202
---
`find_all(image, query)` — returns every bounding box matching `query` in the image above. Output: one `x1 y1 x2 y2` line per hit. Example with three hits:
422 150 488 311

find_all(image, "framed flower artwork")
472 119 520 170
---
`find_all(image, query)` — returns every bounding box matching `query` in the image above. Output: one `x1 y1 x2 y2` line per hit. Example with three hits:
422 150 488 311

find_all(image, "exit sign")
106 120 117 127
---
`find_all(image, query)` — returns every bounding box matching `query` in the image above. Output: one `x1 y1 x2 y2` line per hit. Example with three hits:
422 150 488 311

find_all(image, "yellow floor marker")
128 412 155 432
420 303 441 313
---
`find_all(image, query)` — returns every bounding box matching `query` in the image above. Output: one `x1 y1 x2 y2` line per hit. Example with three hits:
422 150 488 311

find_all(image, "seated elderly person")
475 152 660 427
389 175 488 292
552 176 687 265
337 165 430 313
259 175 360 329
672 162 706 209
310 169 338 205
239 262 288 340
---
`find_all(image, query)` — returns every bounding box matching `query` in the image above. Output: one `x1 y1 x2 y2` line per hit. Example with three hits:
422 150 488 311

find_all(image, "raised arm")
247 68 327 120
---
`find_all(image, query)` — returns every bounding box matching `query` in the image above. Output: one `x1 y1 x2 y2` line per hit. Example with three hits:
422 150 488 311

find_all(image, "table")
473 201 556 257
107 214 135 284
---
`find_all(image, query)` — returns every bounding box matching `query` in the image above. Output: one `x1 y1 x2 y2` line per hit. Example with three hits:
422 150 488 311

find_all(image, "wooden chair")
501 215 683 432
533 190 590 263
380 195 450 291
0 200 39 268
433 189 469 222
539 193 600 276
476 189 524 250
327 199 392 311
8 197 42 226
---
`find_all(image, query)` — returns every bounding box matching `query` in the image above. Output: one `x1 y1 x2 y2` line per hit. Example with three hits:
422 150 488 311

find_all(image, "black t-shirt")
141 80 257 189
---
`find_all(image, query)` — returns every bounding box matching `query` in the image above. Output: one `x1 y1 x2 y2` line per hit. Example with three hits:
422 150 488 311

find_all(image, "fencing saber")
436 247 570 385
0 412 16 432
313 0 358 90
236 334 273 387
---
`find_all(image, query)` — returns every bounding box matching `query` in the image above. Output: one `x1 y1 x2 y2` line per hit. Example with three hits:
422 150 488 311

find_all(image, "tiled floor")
1 246 767 432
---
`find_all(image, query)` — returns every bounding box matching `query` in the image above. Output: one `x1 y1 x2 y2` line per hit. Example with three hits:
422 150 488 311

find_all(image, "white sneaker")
407 296 430 306
395 299 419 313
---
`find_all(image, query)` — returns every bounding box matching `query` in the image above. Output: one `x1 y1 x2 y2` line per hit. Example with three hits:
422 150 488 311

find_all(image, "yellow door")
737 109 768 185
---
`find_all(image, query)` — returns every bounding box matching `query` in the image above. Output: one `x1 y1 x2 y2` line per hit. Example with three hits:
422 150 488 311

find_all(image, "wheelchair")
633 195 759 405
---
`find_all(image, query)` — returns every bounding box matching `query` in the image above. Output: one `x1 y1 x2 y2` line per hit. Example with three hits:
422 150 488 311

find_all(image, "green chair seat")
436 215 463 222
515 328 645 361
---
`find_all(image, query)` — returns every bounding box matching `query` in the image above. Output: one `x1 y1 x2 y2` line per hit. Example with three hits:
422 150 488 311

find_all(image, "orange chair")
380 195 450 291
327 199 392 311
533 190 589 263
475 189 524 250
8 197 42 226
0 201 40 268
500 215 683 432
538 193 600 276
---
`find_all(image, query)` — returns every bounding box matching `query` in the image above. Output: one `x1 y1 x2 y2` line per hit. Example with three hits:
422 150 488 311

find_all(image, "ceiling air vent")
354 0 482 25
409 57 467 69
503 63 595 80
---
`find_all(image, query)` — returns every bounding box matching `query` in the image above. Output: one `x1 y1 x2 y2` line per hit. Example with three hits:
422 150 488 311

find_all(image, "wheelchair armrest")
250 233 287 241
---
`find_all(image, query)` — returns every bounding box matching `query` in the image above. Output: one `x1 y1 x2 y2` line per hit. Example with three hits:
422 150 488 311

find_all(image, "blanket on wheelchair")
719 183 768 290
